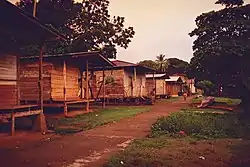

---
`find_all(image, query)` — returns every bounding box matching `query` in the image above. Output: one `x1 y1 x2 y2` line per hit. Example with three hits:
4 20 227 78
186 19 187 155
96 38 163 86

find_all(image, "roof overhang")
0 0 66 46
165 76 184 83
21 51 114 68
146 73 170 79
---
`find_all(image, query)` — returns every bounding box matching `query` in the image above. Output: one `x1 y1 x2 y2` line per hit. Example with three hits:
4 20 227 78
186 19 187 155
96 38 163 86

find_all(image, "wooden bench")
0 105 42 135
44 98 95 116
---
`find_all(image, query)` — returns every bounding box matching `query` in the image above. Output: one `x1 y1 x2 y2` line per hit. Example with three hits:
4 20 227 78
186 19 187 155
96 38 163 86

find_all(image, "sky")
9 0 250 63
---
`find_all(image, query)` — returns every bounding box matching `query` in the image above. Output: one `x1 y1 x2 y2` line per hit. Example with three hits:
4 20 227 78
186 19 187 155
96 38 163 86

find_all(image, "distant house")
165 76 184 97
187 79 196 94
172 74 197 94
20 52 113 116
92 60 155 100
145 73 169 98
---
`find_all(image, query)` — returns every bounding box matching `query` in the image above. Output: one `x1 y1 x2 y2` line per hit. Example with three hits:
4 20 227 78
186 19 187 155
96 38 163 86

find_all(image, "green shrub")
196 80 215 96
151 112 250 139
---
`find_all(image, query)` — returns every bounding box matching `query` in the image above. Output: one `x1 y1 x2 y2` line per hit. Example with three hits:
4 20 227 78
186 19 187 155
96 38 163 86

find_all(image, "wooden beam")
153 72 156 101
38 45 47 132
16 54 20 105
63 60 67 116
85 60 89 112
96 80 104 99
81 71 84 99
88 80 94 99
33 0 37 17
39 46 44 112
102 68 106 108
11 112 15 136
133 67 137 97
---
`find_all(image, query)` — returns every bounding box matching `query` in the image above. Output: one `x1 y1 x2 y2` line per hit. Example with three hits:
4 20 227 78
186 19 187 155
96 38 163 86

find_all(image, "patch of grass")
214 97 241 106
132 136 171 149
191 97 241 106
151 111 250 139
157 97 180 103
104 135 250 167
105 107 250 167
181 107 228 113
192 97 203 104
48 106 150 134
104 135 171 167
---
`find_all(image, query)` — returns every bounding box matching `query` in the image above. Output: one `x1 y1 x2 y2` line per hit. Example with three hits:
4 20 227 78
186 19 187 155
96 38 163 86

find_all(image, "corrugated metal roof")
165 76 183 82
111 60 137 67
146 74 169 79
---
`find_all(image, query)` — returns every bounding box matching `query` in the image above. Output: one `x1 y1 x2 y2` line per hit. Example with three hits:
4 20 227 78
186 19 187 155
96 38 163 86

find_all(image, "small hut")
165 76 184 97
92 60 155 104
146 74 170 98
0 0 64 135
20 52 113 116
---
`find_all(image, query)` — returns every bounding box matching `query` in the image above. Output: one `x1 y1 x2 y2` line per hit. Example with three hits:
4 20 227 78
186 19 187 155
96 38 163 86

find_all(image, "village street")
0 98 190 167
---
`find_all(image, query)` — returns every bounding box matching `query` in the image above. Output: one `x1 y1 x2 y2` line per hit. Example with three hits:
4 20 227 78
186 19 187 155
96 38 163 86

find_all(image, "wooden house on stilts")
165 76 184 97
20 52 114 116
146 74 170 99
92 60 155 104
0 0 65 135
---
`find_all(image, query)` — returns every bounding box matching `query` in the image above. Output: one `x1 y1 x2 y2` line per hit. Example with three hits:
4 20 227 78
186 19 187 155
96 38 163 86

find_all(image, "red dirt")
0 98 191 167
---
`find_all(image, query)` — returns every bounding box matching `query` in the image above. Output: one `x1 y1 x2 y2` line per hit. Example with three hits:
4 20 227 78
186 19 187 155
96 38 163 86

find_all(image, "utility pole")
33 0 37 17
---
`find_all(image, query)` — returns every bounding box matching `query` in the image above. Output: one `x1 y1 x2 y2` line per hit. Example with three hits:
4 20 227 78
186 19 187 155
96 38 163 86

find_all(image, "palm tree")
156 54 168 72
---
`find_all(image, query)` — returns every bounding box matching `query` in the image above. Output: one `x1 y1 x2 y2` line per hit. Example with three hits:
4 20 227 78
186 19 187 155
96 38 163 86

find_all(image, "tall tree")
187 0 250 111
156 54 168 72
137 60 158 71
168 58 189 75
17 0 135 58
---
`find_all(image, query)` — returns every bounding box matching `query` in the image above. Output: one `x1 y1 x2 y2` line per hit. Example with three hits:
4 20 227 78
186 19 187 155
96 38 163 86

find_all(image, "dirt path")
0 98 191 167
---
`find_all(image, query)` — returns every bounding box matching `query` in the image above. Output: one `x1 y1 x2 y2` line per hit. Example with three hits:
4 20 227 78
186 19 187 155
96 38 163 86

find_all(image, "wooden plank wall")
156 79 166 95
93 69 125 98
0 54 17 105
124 70 146 97
134 73 147 97
20 62 52 101
145 79 154 96
166 83 181 96
51 62 80 100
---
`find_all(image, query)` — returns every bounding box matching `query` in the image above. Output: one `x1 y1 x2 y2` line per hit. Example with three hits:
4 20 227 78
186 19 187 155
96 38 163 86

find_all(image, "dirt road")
0 98 190 167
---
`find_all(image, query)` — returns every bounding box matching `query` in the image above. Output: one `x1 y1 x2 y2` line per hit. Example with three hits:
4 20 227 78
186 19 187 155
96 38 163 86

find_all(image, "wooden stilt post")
133 67 137 97
153 72 156 101
33 0 37 17
39 46 44 112
85 60 89 112
16 55 20 105
102 68 106 108
34 45 47 132
63 60 67 116
11 112 15 136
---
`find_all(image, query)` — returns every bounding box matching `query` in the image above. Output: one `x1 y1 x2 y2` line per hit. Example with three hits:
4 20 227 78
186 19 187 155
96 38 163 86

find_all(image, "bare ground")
0 98 190 167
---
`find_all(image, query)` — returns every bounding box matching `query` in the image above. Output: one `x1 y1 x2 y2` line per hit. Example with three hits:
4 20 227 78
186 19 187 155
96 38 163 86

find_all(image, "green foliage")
138 57 189 74
156 54 168 73
17 0 135 58
105 76 115 85
47 106 150 134
104 136 171 167
151 111 250 139
137 60 158 71
187 0 250 107
215 0 244 7
196 80 215 96
168 58 189 75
